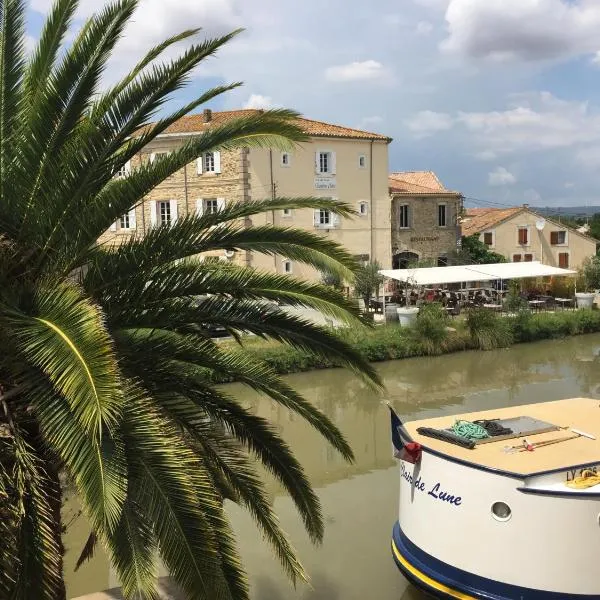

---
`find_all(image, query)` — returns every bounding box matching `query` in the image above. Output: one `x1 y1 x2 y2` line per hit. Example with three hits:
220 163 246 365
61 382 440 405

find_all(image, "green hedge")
211 309 600 383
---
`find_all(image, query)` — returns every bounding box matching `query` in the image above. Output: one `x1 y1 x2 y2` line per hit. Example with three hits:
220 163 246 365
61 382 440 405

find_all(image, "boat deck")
404 398 600 476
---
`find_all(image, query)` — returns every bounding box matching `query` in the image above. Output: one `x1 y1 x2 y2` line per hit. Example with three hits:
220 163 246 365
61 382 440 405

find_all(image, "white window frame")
517 225 531 247
197 151 221 175
437 202 448 228
315 150 336 175
358 201 368 217
399 204 410 229
158 200 172 226
482 230 495 247
118 208 136 232
358 154 367 169
319 209 332 226
203 152 215 173
115 160 131 178
204 198 219 214
281 152 291 167
282 208 292 218
283 259 293 274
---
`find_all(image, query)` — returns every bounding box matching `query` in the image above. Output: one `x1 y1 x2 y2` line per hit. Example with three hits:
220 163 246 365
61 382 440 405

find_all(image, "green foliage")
412 303 449 355
320 270 343 291
453 235 506 265
503 280 527 312
578 256 600 292
353 261 384 305
0 2 381 598
465 308 513 350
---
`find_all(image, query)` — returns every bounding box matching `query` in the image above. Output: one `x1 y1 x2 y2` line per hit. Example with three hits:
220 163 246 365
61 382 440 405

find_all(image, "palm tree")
0 0 381 598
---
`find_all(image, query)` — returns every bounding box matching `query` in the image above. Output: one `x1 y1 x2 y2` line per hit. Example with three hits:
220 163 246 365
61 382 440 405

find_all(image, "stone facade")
98 111 393 281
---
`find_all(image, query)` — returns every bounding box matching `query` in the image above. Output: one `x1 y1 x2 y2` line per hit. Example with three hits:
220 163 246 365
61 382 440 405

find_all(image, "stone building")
461 206 598 270
388 171 463 268
100 109 392 281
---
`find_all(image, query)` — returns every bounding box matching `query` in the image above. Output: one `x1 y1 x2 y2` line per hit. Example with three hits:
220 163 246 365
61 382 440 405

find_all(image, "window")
283 260 292 274
483 232 494 246
158 200 171 225
203 152 215 173
204 198 219 214
120 213 131 229
438 255 448 267
281 152 291 167
513 254 522 262
358 154 366 168
150 151 168 163
318 152 330 173
550 231 567 245
282 208 292 217
359 201 368 216
518 227 529 245
399 204 410 229
438 203 447 227
115 160 130 178
558 252 569 268
524 253 533 262
319 209 331 226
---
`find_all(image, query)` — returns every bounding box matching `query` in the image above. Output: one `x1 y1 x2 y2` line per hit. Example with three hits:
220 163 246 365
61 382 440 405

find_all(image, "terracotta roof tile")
460 207 523 237
148 109 391 141
388 171 459 195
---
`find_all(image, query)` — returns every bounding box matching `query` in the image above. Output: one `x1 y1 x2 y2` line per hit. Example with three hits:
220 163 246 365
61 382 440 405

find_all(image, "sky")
26 0 600 209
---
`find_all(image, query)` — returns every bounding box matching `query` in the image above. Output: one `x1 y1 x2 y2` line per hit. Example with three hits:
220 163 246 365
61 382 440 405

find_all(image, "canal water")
65 334 600 599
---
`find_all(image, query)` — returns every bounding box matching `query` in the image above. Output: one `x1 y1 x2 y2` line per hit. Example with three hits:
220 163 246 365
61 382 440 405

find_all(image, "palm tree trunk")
47 462 67 600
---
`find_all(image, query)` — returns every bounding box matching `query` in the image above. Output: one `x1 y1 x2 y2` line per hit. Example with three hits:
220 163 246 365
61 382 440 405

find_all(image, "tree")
0 1 380 598
451 235 506 265
353 261 384 306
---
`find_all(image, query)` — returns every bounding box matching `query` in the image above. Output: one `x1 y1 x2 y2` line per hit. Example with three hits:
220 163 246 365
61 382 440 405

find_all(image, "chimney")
202 109 212 123
523 203 529 209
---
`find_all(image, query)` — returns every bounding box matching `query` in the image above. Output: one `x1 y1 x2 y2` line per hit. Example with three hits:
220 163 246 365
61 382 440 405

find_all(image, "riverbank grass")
212 308 600 383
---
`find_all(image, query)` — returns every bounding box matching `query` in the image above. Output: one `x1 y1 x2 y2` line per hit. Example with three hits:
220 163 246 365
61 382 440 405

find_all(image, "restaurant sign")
315 177 336 190
411 236 439 243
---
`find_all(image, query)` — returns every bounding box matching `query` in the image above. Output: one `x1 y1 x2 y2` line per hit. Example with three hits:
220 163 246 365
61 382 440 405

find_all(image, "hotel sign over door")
315 177 336 190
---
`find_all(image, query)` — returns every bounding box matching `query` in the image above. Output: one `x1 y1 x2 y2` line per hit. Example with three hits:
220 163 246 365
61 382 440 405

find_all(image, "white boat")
389 398 600 599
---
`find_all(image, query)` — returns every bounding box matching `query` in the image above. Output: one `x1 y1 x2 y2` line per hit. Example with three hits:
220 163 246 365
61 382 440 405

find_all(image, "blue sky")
27 0 600 208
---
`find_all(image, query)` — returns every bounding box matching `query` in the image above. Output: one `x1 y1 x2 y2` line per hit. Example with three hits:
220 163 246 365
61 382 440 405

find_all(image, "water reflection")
66 334 600 599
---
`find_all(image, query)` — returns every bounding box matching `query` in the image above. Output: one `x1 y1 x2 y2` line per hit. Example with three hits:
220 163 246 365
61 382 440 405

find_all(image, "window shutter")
315 152 320 174
150 201 157 227
197 157 203 175
109 222 117 232
169 200 178 224
128 207 136 229
313 209 320 226
124 160 131 175
150 153 156 164
214 151 221 174
513 254 522 262
331 152 337 175
550 231 558 245
332 213 341 227
196 198 204 216
217 197 226 212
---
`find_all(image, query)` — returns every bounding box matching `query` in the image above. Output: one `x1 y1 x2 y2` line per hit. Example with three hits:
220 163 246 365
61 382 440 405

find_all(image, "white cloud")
474 150 498 161
524 188 541 203
416 21 434 35
406 110 454 137
242 94 276 109
442 0 600 61
489 167 517 186
324 60 388 83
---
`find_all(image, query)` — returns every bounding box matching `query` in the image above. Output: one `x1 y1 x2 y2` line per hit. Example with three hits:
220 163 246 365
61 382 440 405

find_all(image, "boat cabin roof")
405 398 600 476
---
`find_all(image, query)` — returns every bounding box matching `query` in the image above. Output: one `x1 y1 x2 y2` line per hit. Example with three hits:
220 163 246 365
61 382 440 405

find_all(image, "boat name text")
566 464 600 482
400 462 462 506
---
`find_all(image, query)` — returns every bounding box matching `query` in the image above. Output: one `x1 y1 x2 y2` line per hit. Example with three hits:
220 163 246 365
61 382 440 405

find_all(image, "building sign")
410 236 439 243
315 177 336 190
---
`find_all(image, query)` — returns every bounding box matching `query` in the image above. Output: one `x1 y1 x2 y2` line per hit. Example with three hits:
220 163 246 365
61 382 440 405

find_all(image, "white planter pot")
397 307 420 327
575 292 595 309
384 303 399 323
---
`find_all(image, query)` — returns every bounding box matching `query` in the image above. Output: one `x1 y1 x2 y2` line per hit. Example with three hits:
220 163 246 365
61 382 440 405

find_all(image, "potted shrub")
576 256 600 308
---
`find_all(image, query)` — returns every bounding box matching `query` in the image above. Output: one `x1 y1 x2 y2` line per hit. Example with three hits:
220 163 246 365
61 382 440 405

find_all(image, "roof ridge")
295 115 385 138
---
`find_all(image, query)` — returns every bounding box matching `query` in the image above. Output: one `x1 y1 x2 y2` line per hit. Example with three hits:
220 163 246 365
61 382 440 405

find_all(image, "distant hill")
535 206 600 218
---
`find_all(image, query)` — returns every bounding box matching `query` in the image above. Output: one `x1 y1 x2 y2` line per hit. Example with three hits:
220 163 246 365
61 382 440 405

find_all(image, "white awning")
379 261 576 287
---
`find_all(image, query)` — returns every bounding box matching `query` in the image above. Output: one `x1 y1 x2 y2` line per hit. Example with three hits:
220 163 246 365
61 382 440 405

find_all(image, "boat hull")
392 452 600 599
